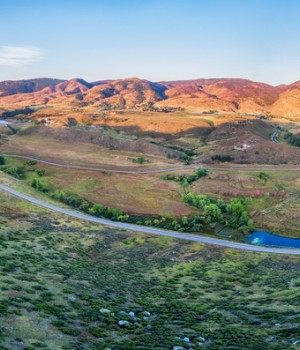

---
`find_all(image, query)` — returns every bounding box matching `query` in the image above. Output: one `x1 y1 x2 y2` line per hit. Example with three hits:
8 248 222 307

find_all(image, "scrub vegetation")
0 194 299 349
0 107 299 350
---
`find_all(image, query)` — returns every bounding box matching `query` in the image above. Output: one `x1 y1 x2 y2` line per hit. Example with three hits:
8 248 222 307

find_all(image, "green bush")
31 179 49 192
60 327 81 336
36 169 46 177
284 132 300 147
162 169 207 186
132 157 149 164
26 160 37 166
211 155 234 162
2 166 26 179
258 172 270 183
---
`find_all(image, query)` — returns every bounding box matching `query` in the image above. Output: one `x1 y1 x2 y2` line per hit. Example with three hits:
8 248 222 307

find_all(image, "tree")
88 204 104 216
196 169 207 178
239 210 249 226
204 204 223 223
52 189 67 201
182 178 190 192
226 199 244 217
182 216 189 226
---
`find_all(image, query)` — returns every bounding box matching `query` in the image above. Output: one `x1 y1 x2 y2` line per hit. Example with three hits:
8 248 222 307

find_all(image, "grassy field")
0 133 183 169
0 190 300 349
1 156 300 237
0 157 193 217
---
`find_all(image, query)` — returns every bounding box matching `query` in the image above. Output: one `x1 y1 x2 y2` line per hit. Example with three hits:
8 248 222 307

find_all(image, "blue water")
245 231 300 248
0 119 14 125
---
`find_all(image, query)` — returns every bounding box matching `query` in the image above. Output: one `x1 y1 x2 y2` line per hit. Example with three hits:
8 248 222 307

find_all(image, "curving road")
1 154 300 173
271 127 280 144
0 183 300 255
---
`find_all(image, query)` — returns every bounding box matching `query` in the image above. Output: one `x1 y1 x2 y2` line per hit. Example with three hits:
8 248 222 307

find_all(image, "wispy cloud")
0 46 44 66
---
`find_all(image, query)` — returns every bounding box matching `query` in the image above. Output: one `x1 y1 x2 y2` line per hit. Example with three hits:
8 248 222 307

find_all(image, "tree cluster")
182 193 254 232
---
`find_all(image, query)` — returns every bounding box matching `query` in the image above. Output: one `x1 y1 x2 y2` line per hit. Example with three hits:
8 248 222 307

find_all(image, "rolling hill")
1 77 300 117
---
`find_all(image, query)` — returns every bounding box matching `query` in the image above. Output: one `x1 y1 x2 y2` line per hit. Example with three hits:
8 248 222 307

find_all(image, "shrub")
31 179 49 192
27 160 37 166
3 166 26 179
258 172 270 183
284 132 300 147
36 169 46 176
161 169 207 186
51 320 65 327
60 327 81 336
132 157 149 164
211 155 234 162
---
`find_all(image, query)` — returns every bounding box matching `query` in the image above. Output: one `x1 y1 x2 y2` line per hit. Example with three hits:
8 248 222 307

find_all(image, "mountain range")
1 77 300 117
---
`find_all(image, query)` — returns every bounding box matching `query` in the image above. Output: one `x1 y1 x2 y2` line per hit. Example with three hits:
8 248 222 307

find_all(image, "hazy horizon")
1 0 300 85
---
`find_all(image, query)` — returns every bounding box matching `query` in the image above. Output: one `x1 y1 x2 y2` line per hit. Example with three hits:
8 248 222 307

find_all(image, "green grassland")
0 191 300 349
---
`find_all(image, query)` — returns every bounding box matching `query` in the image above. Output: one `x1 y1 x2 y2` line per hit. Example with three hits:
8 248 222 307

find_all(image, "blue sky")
1 0 300 84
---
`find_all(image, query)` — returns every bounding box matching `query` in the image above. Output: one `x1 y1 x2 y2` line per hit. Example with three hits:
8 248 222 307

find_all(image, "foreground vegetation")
0 193 299 349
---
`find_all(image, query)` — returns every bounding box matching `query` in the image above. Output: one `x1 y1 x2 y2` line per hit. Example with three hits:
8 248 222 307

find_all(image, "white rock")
67 296 76 301
118 320 130 326
173 347 185 350
183 337 190 342
99 308 111 314
128 311 135 317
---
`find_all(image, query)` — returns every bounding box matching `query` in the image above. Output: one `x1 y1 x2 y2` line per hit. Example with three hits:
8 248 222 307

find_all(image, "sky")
1 0 300 85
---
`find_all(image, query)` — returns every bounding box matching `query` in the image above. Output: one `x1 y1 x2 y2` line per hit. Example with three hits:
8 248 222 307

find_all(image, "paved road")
271 127 280 144
1 184 300 255
1 154 300 173
1 154 197 173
